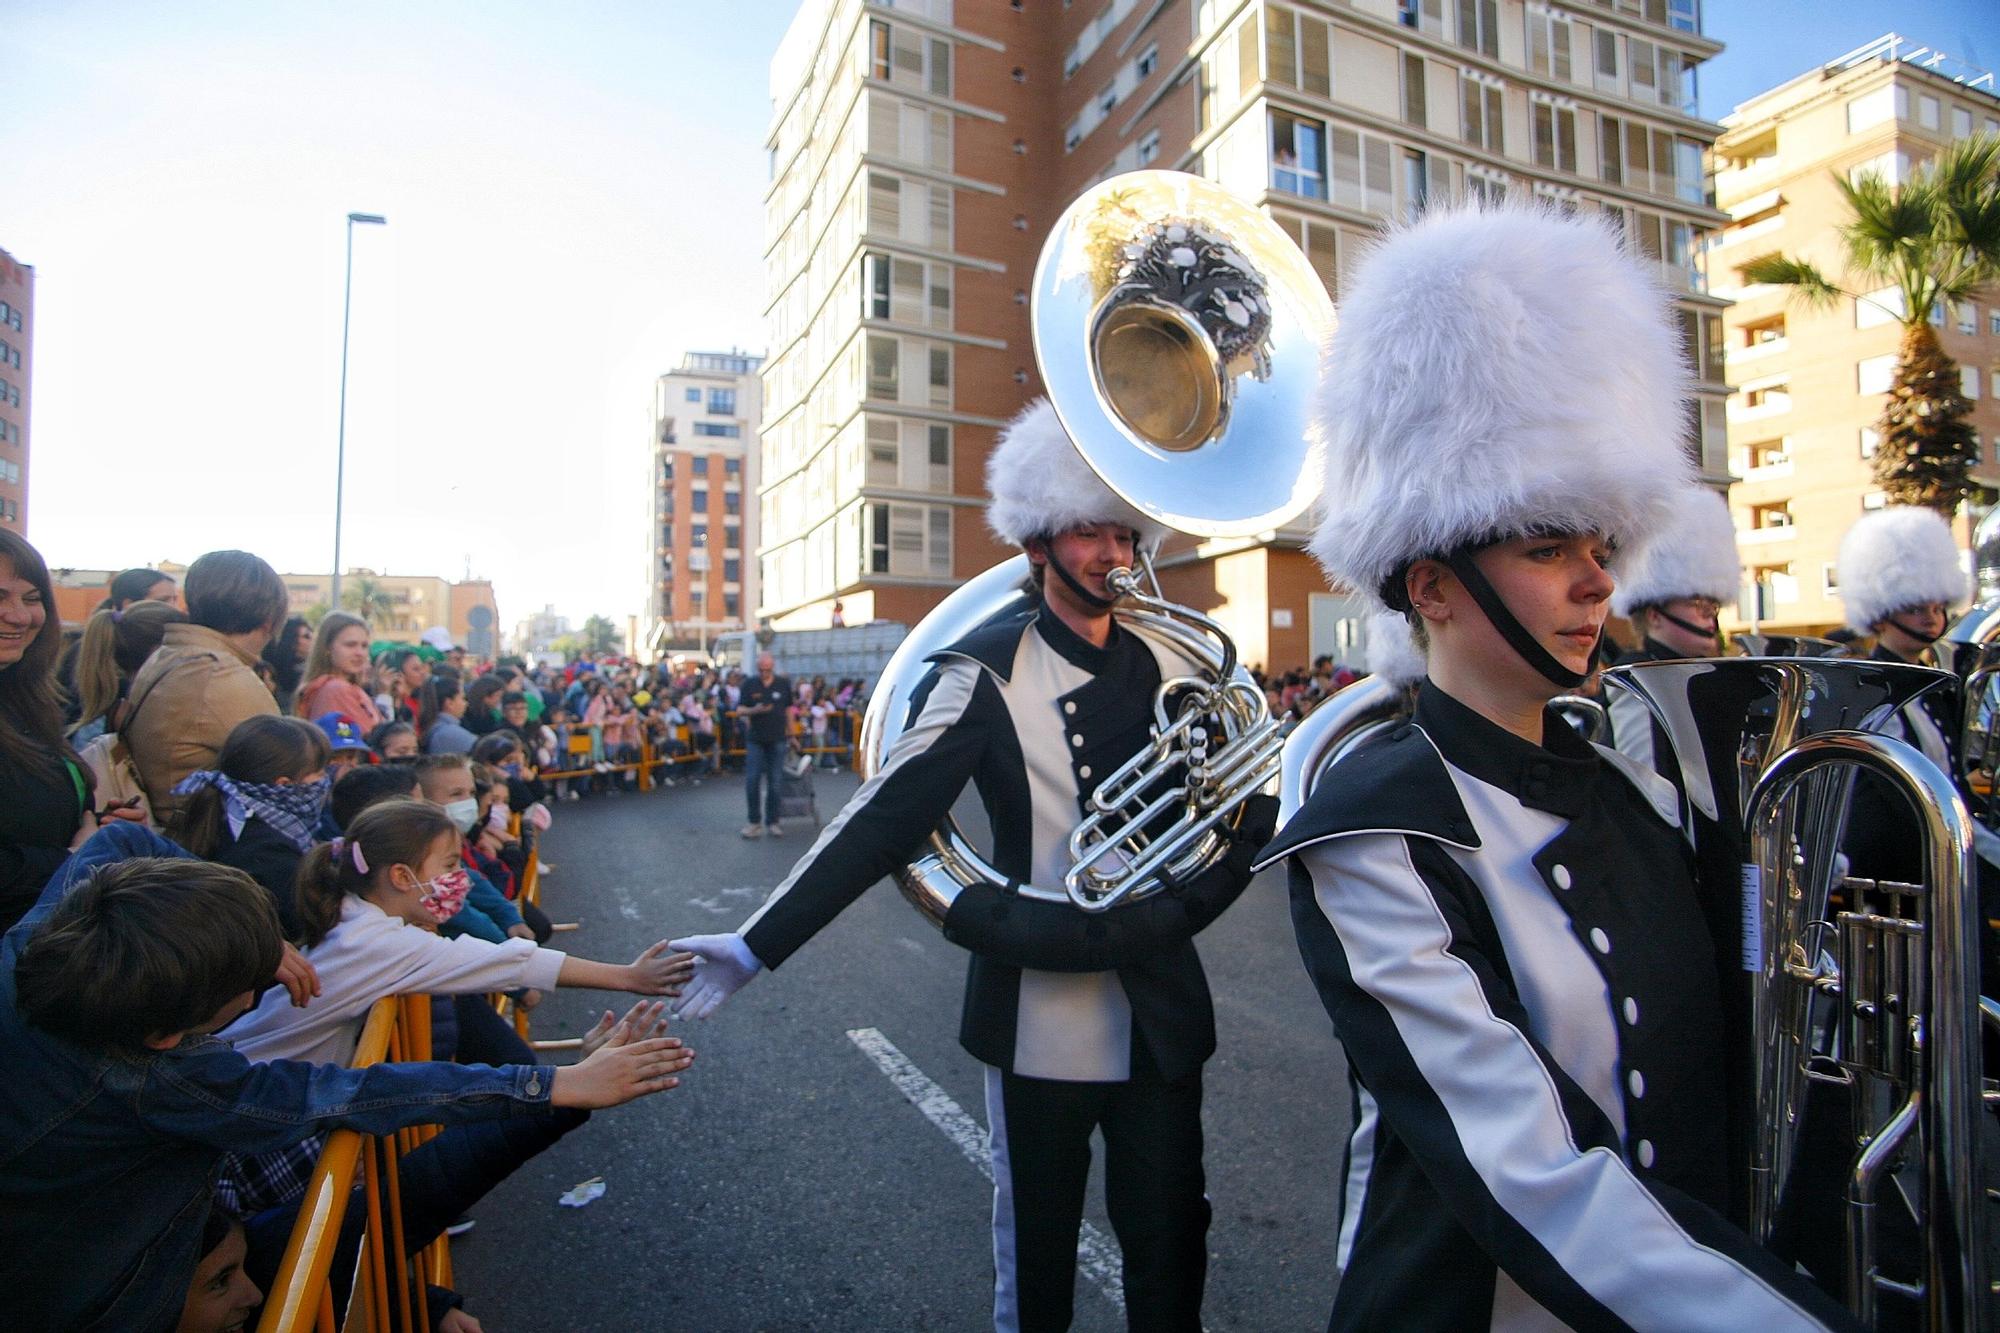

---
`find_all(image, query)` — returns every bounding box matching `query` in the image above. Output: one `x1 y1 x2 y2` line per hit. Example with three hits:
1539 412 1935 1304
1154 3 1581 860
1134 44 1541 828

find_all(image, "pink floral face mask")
415 867 473 924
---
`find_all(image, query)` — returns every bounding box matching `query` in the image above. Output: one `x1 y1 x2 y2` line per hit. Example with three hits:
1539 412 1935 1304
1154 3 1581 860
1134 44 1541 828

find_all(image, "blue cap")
314 713 372 752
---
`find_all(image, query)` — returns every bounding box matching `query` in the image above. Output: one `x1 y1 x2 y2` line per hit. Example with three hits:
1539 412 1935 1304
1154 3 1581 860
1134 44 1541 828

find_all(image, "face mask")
443 797 480 834
503 763 523 778
413 867 474 924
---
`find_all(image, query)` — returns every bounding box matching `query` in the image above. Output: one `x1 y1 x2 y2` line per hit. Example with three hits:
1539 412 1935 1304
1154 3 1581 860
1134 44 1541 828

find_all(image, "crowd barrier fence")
257 992 449 1333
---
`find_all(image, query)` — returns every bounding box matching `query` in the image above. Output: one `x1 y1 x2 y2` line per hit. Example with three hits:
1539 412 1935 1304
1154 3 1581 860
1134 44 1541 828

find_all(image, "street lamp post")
331 212 387 614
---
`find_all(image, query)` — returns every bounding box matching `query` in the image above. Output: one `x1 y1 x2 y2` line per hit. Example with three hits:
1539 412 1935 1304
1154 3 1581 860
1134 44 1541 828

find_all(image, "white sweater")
224 894 567 1066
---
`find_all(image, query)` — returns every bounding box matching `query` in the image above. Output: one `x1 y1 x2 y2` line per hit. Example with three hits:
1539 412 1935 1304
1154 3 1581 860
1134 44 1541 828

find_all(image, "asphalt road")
452 765 1351 1331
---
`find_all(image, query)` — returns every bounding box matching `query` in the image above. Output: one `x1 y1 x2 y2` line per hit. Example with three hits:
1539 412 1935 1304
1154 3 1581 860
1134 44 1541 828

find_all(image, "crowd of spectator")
0 538 713 1330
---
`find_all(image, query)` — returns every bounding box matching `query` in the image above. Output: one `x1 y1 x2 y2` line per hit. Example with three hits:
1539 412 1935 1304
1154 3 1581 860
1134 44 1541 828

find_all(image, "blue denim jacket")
0 824 559 1332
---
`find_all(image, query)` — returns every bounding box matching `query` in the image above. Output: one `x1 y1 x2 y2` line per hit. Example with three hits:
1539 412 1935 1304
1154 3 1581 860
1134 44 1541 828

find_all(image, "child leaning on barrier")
0 821 691 1333
219 798 691 1304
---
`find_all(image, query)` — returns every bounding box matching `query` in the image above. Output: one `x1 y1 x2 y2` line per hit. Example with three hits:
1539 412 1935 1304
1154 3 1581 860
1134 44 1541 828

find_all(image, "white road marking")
846 1026 1127 1316
897 936 928 956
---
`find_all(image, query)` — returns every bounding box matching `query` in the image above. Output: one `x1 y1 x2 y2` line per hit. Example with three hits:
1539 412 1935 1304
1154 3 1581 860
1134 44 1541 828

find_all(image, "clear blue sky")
1700 1 2000 120
4 2 1995 629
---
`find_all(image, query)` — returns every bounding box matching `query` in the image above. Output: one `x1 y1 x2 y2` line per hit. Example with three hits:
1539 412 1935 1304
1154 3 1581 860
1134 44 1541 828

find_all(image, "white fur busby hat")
1308 206 1693 610
985 399 1171 550
1836 506 1967 633
1363 610 1428 688
1610 486 1742 616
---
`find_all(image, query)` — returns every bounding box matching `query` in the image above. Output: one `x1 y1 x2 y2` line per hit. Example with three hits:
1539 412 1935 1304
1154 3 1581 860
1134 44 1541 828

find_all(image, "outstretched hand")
550 1036 694 1109
579 999 671 1060
667 933 763 1020
626 941 697 996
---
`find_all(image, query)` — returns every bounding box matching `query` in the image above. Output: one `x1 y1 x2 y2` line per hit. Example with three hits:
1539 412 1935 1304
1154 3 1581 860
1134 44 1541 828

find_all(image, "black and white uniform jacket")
1605 638 1681 784
1256 685 1851 1331
739 602 1258 1084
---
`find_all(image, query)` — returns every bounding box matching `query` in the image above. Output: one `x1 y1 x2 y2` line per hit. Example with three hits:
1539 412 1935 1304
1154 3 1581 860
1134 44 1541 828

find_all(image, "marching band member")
1835 504 1966 767
1256 207 1853 1330
1605 485 1742 780
1832 506 1995 972
669 400 1276 1333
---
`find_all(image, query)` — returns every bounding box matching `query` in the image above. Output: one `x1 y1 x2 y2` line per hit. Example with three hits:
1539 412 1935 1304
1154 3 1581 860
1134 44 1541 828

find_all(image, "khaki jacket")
124 623 279 823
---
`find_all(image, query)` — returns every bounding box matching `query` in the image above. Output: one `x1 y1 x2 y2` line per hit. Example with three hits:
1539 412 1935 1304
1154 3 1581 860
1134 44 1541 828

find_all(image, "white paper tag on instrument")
1739 863 1762 972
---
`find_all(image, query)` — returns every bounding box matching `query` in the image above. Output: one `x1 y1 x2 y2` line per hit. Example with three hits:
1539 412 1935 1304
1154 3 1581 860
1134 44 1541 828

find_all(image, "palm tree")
1741 135 2000 513
340 573 395 626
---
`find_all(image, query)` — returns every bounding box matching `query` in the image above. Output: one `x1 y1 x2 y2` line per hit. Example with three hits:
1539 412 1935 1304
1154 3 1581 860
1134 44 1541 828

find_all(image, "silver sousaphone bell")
860 171 1335 920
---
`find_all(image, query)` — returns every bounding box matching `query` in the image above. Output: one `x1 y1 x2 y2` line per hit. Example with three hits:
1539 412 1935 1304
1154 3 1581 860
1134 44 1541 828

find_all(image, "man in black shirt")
737 652 792 839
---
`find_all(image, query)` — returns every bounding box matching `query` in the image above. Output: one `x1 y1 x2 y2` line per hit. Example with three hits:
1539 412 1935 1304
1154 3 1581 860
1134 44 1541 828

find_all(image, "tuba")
1937 598 2000 828
1604 655 1994 1329
860 171 1333 923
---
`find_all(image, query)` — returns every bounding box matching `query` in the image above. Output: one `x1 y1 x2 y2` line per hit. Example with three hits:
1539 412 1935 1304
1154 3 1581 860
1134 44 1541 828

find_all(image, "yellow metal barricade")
257 993 449 1333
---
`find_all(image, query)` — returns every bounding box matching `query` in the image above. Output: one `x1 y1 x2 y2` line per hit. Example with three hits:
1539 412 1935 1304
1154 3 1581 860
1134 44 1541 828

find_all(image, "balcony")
1727 337 1788 365
1738 524 1796 547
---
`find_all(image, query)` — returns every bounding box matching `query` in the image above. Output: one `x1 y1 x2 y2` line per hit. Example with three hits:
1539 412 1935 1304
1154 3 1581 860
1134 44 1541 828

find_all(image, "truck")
708 622 910 685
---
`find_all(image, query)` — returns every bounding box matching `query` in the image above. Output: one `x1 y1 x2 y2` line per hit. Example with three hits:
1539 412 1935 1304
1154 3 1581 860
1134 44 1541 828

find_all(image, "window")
1953 106 1974 138
1531 97 1577 174
724 557 741 582
1958 303 1977 335
1741 378 1789 412
1990 310 2000 336
1262 8 1329 97
1402 149 1430 220
691 454 709 476
1594 27 1620 91
1327 126 1397 215
1918 95 1940 131
725 457 741 476
725 491 741 515
1466 168 1508 206
1750 502 1792 530
1741 313 1785 347
1271 110 1327 200
1137 44 1158 80
1965 365 1983 400
684 387 700 402
928 345 951 408
866 335 898 400
863 252 891 318
1455 0 1499 58
1526 9 1572 80
1461 72 1504 152
690 488 708 512
724 593 740 619
1858 354 1896 396
1137 129 1161 165
1402 54 1427 127
707 387 736 415
1860 427 1880 459
692 422 741 438
1745 438 1790 468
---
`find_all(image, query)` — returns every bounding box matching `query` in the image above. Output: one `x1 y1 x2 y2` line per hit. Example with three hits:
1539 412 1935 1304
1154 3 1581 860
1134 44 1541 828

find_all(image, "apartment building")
0 247 30 533
761 0 1726 669
648 350 765 653
1710 35 2000 635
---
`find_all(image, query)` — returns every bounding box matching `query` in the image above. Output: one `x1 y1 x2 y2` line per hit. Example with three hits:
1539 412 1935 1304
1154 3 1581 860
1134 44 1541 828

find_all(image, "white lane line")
846 1026 1127 1315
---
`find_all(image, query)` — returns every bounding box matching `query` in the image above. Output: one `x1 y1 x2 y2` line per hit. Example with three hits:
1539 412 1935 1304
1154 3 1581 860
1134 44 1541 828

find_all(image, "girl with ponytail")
165 715 331 939
227 797 695 1066
68 598 186 745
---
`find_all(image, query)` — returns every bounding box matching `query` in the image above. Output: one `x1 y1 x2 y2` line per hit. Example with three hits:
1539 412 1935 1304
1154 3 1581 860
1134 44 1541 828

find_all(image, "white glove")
668 933 763 1019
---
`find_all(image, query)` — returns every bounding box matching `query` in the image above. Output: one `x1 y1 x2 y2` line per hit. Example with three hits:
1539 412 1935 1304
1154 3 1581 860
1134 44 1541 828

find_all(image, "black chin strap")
1445 551 1590 689
1042 544 1118 611
1654 606 1720 644
1884 615 1941 647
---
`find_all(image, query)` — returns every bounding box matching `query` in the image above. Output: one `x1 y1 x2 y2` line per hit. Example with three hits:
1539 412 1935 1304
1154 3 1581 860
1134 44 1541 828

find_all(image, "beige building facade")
648 350 764 653
1711 35 2000 635
761 0 1727 670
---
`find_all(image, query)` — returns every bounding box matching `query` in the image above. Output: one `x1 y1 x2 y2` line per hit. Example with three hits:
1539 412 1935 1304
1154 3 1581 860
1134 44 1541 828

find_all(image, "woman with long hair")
67 598 187 746
259 616 312 714
418 675 476 755
0 531 97 932
295 612 382 730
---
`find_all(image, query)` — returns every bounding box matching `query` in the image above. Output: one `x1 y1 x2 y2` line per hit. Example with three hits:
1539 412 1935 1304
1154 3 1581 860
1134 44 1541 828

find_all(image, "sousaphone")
860 171 1334 923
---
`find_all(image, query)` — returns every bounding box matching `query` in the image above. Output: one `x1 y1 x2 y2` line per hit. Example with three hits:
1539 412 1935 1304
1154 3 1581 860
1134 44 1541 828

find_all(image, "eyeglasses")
1673 597 1723 617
